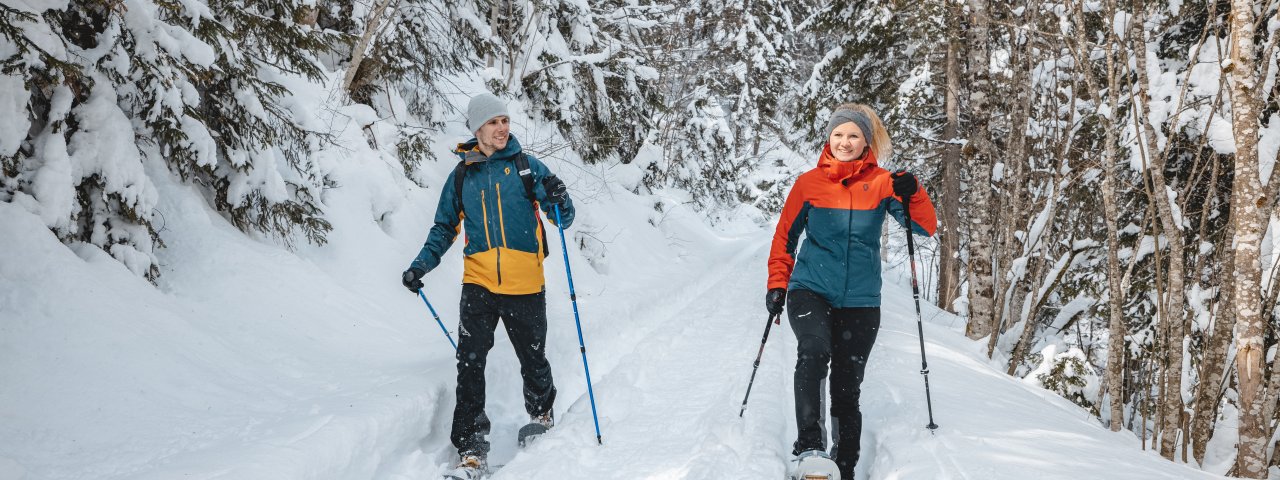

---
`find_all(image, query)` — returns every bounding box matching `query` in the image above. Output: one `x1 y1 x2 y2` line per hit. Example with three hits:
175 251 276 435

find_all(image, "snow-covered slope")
0 116 1225 479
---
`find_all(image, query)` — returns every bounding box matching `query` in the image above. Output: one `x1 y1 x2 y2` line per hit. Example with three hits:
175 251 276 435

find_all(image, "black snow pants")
788 288 880 478
451 284 557 456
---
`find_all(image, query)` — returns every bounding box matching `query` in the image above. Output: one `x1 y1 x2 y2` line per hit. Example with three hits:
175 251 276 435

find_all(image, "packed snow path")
388 239 1223 480
0 198 1227 479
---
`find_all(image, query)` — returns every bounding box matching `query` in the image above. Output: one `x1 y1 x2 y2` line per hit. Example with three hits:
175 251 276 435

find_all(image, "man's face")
476 116 511 154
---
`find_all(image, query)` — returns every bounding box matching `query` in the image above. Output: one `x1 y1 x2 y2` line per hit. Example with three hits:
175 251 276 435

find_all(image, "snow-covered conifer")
517 0 660 164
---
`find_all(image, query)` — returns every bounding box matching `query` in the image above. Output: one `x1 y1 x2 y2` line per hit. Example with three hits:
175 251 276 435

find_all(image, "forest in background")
2 0 1278 476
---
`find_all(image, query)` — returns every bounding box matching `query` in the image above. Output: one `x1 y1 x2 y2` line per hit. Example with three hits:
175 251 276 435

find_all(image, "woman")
766 103 937 479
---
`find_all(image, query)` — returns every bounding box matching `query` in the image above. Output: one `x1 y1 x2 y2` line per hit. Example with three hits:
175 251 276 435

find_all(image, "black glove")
402 268 425 293
892 170 918 198
766 288 786 316
543 175 568 206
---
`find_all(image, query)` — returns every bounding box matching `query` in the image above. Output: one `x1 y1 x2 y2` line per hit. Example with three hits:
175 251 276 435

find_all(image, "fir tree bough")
1 0 348 281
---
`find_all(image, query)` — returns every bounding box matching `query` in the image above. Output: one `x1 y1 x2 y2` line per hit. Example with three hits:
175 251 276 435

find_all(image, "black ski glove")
402 268 425 293
543 175 568 207
891 170 918 198
766 288 786 316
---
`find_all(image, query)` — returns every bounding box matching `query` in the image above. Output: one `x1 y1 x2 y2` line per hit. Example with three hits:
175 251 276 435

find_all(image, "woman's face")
828 121 868 162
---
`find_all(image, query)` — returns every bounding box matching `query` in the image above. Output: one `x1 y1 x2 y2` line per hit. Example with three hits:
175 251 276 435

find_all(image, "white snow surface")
1 199 1228 479
2 117 1227 480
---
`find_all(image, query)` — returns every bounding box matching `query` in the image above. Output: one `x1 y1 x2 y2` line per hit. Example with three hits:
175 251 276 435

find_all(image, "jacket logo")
863 184 869 191
505 167 511 175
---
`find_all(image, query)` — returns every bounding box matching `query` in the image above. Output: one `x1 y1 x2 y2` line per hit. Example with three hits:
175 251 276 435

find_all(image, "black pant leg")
788 289 833 455
828 307 880 477
498 291 556 417
451 284 501 456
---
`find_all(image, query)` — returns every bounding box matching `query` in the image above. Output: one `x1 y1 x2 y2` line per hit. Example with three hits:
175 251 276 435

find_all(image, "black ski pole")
739 312 781 417
902 194 940 430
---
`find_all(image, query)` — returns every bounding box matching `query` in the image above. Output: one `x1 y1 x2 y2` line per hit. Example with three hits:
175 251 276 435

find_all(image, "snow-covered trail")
382 233 1226 480
474 239 792 479
1 186 1230 480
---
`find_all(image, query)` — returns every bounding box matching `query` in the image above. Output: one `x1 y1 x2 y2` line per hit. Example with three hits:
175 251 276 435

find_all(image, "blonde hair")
833 103 892 161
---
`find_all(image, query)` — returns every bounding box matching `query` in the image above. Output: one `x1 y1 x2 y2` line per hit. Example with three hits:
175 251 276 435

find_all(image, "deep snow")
0 168 1228 479
0 81 1229 479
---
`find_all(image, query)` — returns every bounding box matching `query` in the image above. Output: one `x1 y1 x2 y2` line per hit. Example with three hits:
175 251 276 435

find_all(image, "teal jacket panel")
410 134 575 274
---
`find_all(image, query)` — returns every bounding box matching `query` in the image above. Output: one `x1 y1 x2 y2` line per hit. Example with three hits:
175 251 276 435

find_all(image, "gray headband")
825 109 873 143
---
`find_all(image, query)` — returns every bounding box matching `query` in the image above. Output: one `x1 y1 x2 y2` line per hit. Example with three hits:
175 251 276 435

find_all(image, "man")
402 93 573 479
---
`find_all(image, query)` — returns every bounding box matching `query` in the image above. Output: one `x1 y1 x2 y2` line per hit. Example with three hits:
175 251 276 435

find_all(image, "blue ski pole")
417 289 457 351
554 204 603 445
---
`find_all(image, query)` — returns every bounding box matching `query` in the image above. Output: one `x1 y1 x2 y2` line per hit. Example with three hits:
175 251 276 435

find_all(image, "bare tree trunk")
962 0 999 345
1261 214 1280 464
1007 245 1086 376
343 0 396 94
1260 324 1280 469
1100 41 1127 432
1062 0 1129 432
487 0 501 69
937 6 964 315
1185 54 1228 463
1228 0 1267 475
1125 4 1189 458
1190 167 1236 465
1146 353 1157 450
987 5 1043 360
1101 167 1127 434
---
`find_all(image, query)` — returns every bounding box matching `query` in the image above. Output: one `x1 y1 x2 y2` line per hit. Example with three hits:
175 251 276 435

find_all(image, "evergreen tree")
1 0 345 280
517 0 661 164
646 0 795 212
793 0 944 152
322 0 494 169
188 0 343 247
3 2 163 279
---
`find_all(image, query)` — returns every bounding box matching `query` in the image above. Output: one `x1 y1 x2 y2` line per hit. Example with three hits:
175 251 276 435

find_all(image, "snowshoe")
442 453 488 480
790 450 840 480
517 411 554 447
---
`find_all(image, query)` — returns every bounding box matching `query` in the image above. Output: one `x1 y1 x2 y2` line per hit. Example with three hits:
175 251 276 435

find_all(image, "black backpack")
453 153 549 255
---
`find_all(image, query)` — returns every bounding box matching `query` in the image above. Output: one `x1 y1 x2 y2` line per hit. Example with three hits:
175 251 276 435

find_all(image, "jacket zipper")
843 185 854 306
497 180 508 285
483 167 499 285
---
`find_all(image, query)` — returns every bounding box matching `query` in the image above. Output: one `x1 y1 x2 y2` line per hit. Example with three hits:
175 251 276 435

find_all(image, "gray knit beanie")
825 108 873 141
466 93 509 133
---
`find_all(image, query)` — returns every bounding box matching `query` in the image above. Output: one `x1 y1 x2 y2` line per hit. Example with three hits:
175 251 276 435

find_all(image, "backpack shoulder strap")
516 154 550 256
452 160 468 216
516 154 537 204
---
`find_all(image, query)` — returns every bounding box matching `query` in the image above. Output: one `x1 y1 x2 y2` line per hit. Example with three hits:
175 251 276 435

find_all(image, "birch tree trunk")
988 8 1040 360
962 0 998 344
1227 0 1267 474
937 5 964 315
1127 7 1189 458
1190 171 1236 465
1100 41 1127 433
1063 0 1128 432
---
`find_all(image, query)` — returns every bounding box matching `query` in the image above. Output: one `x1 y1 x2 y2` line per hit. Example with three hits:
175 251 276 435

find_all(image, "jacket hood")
817 142 879 183
454 133 524 164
